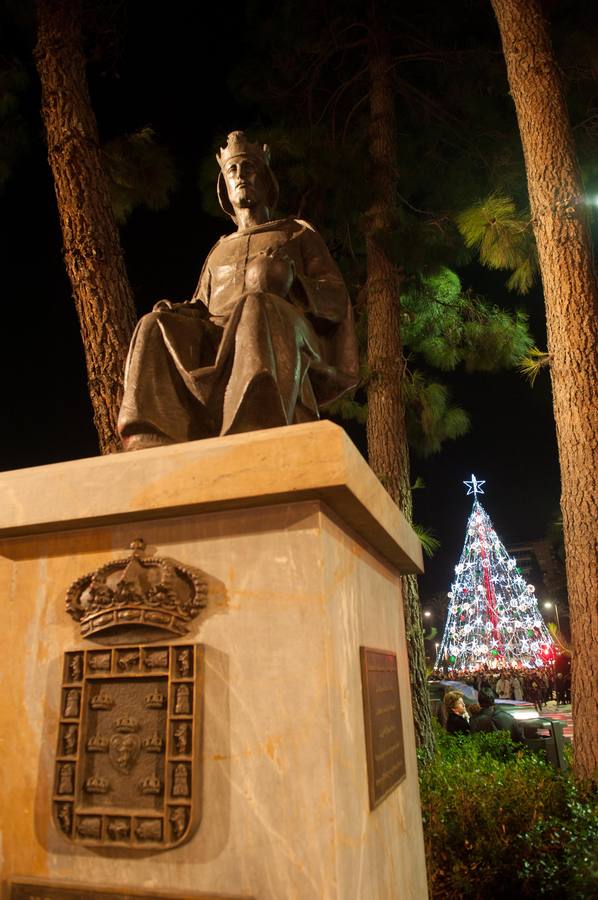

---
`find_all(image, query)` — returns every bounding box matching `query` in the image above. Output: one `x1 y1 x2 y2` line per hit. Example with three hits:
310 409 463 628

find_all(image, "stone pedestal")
0 422 428 900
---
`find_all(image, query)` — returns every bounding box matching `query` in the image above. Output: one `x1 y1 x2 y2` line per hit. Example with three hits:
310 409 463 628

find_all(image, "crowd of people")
435 666 571 713
438 664 572 741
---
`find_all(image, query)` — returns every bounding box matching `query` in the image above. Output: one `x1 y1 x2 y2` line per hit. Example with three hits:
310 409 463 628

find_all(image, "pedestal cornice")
0 421 423 573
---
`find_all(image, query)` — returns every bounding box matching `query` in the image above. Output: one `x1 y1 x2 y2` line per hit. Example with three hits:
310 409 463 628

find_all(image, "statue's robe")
117 217 359 446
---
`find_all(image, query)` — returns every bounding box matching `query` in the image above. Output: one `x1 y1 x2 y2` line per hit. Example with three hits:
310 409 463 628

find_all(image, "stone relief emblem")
65 539 208 644
53 643 201 849
108 718 141 774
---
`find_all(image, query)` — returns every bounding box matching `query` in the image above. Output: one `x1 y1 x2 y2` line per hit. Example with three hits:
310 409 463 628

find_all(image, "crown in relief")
90 690 115 710
114 716 139 734
143 734 163 753
87 735 109 752
145 690 166 709
85 776 110 794
140 775 162 795
65 539 208 643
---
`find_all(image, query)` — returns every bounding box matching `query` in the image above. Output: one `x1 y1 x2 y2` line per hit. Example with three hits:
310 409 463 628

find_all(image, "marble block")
0 421 428 900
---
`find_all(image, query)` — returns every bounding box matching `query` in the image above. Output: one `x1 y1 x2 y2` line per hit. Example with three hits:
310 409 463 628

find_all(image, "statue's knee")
243 292 280 318
243 292 265 309
135 309 164 336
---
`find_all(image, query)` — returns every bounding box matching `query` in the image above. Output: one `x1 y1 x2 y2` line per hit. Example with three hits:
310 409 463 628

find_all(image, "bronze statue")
118 131 359 450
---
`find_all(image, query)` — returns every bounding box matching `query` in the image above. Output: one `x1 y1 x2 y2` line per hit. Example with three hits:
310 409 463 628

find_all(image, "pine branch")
518 347 550 386
413 523 441 558
456 195 537 293
102 127 178 223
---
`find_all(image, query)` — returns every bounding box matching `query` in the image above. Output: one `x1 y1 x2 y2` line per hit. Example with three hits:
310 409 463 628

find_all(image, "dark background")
0 2 566 607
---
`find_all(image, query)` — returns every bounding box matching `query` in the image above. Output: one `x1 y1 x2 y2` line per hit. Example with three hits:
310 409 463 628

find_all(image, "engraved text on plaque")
360 646 406 809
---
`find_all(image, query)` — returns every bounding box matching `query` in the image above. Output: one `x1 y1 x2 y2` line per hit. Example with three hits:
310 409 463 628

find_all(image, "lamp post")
544 600 561 631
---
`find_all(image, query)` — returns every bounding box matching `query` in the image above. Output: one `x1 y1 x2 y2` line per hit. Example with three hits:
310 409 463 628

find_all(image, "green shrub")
419 723 598 899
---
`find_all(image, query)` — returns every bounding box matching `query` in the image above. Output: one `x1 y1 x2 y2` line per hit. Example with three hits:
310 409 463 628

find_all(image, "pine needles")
518 347 550 385
103 127 178 223
456 194 537 293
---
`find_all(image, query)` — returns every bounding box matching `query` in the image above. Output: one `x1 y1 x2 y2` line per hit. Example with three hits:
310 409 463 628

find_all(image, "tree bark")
35 0 137 454
491 0 598 782
365 23 435 759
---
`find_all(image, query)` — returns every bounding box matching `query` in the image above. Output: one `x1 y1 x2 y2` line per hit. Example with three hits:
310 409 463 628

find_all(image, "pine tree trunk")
35 0 137 454
365 24 434 760
491 0 598 782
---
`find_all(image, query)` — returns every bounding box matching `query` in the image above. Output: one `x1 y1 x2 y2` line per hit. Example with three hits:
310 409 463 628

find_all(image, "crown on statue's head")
65 539 208 644
216 131 271 170
215 130 279 219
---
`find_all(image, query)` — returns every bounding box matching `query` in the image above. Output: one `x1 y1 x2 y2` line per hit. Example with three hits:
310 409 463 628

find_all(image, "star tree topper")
464 474 485 497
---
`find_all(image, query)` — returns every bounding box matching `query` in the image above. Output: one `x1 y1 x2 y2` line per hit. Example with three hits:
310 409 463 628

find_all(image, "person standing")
563 669 572 704
529 675 544 714
496 673 512 700
511 673 524 701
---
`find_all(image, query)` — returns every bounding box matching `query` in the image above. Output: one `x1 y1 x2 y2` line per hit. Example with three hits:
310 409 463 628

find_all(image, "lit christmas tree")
435 475 555 672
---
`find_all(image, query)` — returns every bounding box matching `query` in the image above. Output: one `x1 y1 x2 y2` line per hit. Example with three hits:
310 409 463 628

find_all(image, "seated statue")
117 131 359 450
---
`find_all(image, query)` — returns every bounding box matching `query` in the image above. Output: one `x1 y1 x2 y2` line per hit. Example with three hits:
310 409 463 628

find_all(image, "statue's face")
224 157 267 210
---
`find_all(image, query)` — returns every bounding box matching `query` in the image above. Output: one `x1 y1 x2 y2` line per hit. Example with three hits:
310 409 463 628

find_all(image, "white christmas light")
434 484 555 673
464 474 486 497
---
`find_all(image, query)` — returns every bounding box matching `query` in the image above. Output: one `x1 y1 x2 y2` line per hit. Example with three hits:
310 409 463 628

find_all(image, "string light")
435 479 555 672
463 474 485 497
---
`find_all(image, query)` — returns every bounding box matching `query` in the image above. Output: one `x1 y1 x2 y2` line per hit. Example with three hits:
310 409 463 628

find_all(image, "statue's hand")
152 298 208 318
245 248 295 297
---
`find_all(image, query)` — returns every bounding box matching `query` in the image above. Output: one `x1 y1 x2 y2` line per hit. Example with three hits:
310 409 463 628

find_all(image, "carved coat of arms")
53 541 204 850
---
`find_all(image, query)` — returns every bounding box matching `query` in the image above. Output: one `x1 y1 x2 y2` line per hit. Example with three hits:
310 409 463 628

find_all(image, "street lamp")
544 600 561 631
423 610 432 618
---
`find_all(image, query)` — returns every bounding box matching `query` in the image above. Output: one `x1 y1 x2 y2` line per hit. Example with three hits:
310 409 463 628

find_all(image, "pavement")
541 701 573 740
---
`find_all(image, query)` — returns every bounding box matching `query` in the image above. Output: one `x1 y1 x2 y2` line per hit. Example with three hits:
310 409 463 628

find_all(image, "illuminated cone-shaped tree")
435 475 555 672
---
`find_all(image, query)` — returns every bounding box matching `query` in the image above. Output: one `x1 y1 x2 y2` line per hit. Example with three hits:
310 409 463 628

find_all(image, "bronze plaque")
52 644 201 849
9 879 251 900
360 646 406 809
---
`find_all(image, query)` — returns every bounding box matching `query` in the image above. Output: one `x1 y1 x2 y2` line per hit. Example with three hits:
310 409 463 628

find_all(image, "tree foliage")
421 724 598 899
329 265 533 456
456 194 536 293
402 267 533 371
103 126 178 223
518 346 551 386
0 57 29 190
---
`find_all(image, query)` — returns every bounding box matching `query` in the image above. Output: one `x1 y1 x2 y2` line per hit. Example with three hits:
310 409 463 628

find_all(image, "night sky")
0 2 570 603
